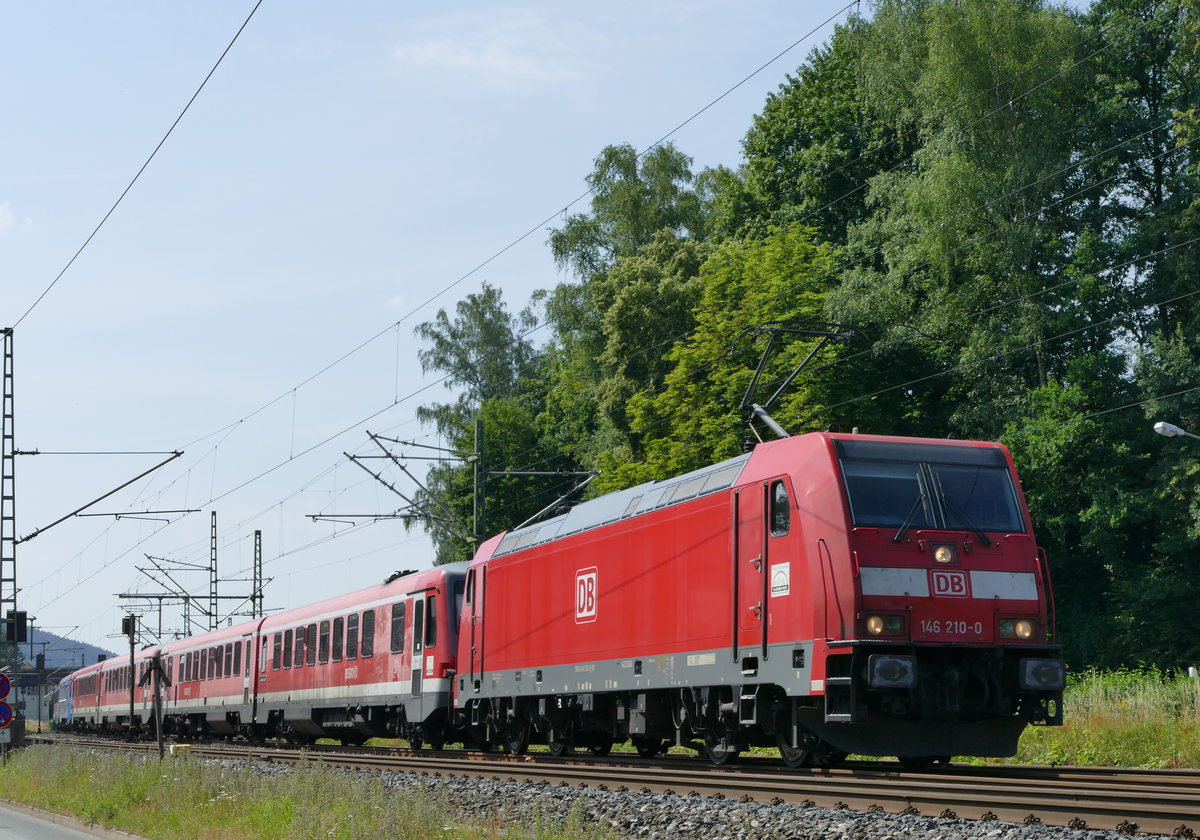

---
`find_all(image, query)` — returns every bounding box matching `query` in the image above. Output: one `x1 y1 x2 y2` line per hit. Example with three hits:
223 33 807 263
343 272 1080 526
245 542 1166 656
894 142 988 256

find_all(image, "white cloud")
0 201 33 237
391 11 586 92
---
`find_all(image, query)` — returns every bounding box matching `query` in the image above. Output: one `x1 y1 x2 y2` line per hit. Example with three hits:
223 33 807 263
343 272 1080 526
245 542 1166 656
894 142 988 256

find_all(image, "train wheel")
503 723 530 755
704 734 740 765
408 736 423 751
428 735 445 751
588 740 613 756
633 737 666 758
548 740 572 757
776 731 814 768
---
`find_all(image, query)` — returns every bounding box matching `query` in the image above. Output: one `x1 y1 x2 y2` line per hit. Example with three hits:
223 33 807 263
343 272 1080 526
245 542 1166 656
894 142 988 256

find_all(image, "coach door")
410 596 424 717
734 484 768 662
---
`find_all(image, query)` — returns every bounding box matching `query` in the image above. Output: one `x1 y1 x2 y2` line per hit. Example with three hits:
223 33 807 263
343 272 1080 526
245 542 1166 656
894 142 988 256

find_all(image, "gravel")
224 754 1179 840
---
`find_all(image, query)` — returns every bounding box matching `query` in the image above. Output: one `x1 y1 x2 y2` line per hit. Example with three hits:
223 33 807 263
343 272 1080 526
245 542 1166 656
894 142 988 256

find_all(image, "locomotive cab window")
770 480 790 536
835 439 1026 534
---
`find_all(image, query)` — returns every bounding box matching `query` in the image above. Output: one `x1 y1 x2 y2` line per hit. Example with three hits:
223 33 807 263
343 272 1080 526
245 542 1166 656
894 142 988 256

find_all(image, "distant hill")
20 627 117 671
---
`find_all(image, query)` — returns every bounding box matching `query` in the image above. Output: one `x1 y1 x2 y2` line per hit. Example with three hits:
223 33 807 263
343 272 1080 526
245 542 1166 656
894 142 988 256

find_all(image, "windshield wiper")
934 474 991 547
892 486 927 543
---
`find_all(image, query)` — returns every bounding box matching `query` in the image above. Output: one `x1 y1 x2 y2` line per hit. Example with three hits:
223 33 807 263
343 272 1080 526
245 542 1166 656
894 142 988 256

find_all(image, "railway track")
28 734 1200 837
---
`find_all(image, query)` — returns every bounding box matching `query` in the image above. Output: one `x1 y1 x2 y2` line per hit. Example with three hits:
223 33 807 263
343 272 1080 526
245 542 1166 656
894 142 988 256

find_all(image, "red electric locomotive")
453 431 1064 765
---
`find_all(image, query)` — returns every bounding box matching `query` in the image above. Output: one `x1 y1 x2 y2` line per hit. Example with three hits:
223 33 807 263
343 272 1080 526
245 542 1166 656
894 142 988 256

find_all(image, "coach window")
306 623 317 666
332 617 344 663
412 598 424 655
294 627 305 668
272 633 282 671
346 614 359 660
425 595 437 649
211 647 219 680
214 646 223 679
225 643 233 677
185 652 192 682
390 602 406 654
234 641 242 676
200 649 208 681
770 480 790 537
282 629 293 669
361 610 375 658
319 621 330 664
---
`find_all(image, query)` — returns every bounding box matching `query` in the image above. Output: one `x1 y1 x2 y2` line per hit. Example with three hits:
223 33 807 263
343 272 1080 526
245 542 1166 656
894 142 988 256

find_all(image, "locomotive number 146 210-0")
919 619 984 637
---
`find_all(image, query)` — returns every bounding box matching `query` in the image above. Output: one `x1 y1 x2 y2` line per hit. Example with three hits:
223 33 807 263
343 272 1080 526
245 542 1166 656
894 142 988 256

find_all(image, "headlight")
868 654 916 688
933 544 957 564
1019 657 1065 690
999 618 1035 639
865 615 905 637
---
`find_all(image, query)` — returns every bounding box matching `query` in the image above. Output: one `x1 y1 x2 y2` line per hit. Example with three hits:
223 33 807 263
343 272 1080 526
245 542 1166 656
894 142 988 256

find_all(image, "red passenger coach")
454 432 1064 765
251 563 466 747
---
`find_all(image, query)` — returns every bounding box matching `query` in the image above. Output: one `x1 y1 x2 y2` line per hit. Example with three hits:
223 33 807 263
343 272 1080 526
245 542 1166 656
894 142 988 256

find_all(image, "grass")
8 669 1198 837
0 746 615 840
1012 667 1200 768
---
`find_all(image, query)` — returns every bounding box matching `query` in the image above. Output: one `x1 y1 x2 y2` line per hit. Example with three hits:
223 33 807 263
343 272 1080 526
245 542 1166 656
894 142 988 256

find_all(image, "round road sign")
0 673 10 701
0 701 12 728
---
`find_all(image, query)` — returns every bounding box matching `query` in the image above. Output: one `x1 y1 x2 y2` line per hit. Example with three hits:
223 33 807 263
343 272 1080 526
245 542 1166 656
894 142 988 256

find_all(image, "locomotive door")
466 567 484 690
735 483 768 659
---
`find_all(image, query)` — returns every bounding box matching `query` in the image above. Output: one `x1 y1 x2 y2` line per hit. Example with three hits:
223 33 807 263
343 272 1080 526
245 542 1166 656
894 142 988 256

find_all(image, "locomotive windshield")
835 439 1026 534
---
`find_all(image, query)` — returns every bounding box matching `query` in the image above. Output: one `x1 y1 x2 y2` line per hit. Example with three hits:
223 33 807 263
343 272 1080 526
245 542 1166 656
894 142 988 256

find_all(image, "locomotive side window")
425 595 437 649
361 610 375 657
282 630 293 669
770 480 790 536
332 617 344 663
319 621 330 664
465 569 474 605
390 603 406 654
346 613 359 660
306 624 317 666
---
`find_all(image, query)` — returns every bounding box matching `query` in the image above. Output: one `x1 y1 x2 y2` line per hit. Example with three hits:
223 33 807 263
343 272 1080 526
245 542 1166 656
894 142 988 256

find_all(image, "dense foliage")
411 0 1200 668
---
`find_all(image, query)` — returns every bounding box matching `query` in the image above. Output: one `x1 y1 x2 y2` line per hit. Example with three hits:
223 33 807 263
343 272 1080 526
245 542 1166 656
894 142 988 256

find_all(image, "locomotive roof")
491 450 752 558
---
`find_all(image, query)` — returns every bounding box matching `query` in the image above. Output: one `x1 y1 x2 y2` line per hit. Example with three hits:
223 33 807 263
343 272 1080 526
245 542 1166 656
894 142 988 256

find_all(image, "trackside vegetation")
0 747 614 840
1 669 1196 840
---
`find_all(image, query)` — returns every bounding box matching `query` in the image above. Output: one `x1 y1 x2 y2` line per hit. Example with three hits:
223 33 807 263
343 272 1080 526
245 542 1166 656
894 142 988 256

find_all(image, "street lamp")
1154 421 1200 441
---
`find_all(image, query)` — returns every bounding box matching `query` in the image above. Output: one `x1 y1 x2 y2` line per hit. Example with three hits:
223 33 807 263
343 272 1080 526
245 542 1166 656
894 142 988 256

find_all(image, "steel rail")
29 735 1200 836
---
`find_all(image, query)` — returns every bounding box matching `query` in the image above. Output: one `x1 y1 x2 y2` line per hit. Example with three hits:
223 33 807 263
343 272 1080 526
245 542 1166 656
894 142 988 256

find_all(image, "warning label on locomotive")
770 562 791 597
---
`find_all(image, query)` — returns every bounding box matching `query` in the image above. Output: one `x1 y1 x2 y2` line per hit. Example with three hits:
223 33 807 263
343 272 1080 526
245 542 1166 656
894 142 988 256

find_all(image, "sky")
1 1 864 655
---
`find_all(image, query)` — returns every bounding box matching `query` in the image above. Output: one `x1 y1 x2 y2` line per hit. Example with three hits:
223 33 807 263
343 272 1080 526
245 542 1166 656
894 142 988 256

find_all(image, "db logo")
930 569 969 598
575 567 598 623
